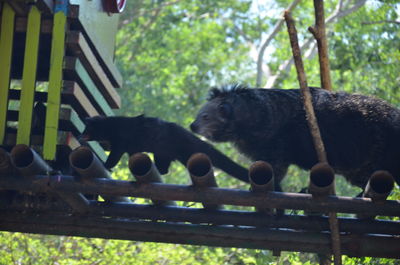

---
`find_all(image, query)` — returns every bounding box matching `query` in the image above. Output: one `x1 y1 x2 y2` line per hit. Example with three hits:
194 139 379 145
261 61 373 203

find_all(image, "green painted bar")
16 5 41 145
0 3 15 144
43 11 66 160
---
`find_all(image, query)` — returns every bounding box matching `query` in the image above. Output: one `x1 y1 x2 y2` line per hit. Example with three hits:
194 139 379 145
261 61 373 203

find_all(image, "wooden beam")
0 3 15 144
67 31 121 108
68 4 123 88
16 5 41 145
64 56 114 116
0 212 399 258
2 175 399 217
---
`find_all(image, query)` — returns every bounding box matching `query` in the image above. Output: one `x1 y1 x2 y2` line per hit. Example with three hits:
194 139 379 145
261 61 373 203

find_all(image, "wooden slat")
62 81 99 117
68 4 123 88
43 9 67 160
6 108 107 162
64 56 114 117
16 5 41 145
0 3 15 144
8 82 100 118
67 31 121 108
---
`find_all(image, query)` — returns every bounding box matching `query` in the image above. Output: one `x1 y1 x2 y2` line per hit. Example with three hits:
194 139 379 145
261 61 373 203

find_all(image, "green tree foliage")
0 1 399 264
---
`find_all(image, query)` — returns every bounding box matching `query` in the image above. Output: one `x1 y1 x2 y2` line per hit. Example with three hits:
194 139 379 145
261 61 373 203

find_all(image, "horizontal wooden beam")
0 211 398 258
1 175 399 217
4 197 398 235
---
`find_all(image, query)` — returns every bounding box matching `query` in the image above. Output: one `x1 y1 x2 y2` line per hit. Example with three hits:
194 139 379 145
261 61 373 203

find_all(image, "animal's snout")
190 122 199 133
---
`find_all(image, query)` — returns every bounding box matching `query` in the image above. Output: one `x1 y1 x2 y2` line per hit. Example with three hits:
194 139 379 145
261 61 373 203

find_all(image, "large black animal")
190 84 400 191
80 115 249 182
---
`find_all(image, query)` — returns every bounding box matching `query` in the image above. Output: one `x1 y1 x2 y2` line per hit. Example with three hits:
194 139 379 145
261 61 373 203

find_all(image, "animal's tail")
202 145 249 183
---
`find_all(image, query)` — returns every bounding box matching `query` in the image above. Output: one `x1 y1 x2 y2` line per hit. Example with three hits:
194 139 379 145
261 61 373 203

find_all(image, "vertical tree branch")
309 2 341 264
284 10 342 265
283 11 327 163
308 0 332 91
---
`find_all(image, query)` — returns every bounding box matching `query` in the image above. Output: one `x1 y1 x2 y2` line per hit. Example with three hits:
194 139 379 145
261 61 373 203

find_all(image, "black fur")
191 85 400 190
80 115 249 182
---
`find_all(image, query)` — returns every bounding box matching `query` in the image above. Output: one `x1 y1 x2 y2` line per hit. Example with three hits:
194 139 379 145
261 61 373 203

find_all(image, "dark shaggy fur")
80 115 249 182
190 84 400 190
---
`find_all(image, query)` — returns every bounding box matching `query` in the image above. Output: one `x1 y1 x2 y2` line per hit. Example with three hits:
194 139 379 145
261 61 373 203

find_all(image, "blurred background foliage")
1 0 399 264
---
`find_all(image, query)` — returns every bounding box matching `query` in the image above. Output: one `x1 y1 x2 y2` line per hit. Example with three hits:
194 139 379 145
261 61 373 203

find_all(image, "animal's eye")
201 113 209 120
218 103 232 118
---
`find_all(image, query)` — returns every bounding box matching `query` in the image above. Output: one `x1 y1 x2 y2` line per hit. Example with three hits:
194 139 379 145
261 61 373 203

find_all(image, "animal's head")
190 84 251 142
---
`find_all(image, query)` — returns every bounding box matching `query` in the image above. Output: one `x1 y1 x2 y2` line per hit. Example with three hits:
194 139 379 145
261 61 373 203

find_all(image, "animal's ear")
218 102 233 119
135 114 145 120
207 88 221 100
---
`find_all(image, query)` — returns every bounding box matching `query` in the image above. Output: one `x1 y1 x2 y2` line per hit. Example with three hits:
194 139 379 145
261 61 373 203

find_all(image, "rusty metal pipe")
249 161 274 214
308 162 335 198
129 153 175 206
187 153 221 210
69 146 130 203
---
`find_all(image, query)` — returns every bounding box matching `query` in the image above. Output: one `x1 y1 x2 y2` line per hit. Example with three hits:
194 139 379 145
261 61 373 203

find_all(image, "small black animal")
190 84 400 191
80 115 249 182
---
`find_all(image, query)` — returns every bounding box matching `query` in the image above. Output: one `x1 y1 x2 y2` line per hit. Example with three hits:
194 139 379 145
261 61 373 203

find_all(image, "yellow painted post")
16 5 41 145
0 3 15 144
43 2 68 160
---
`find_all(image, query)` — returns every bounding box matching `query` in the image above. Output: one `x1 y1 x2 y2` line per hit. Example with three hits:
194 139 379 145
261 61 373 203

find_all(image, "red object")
104 0 126 13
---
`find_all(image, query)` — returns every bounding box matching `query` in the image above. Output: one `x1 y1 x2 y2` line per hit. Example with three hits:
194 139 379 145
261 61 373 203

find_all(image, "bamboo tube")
363 171 394 203
129 153 175 206
10 144 51 176
10 144 89 213
309 162 335 198
358 171 395 220
69 146 130 203
249 161 274 214
187 153 221 210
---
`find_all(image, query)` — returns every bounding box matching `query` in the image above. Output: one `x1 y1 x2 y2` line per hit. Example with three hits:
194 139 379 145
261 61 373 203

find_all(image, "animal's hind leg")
154 155 172 175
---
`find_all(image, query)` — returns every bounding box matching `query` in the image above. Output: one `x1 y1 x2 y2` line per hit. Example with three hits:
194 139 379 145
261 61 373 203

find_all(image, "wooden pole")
1 175 399 216
308 0 332 91
2 199 400 236
0 211 399 259
284 9 341 265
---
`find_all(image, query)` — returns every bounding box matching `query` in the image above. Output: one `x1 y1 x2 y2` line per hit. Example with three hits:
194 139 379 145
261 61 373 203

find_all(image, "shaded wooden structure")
0 0 399 262
0 0 122 165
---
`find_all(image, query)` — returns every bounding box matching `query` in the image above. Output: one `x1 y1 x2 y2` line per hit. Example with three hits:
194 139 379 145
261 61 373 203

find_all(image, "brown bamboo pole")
9 144 89 213
187 153 222 210
2 197 400 236
249 161 274 214
309 163 335 198
129 153 175 206
1 175 397 216
284 10 341 265
308 0 332 91
0 211 399 258
69 146 130 203
358 171 395 219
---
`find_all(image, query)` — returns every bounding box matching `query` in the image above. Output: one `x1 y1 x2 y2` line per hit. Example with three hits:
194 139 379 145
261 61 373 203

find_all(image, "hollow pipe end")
249 161 274 188
187 153 213 178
